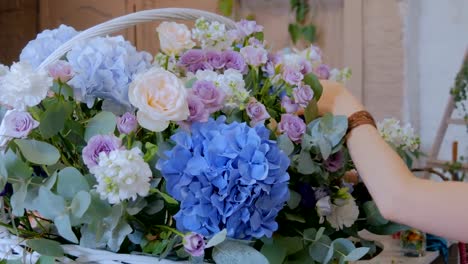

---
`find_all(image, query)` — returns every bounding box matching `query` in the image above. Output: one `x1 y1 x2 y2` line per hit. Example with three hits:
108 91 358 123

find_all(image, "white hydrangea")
217 69 249 109
90 148 152 204
329 67 352 83
192 17 233 50
0 62 52 110
326 199 360 230
378 118 420 152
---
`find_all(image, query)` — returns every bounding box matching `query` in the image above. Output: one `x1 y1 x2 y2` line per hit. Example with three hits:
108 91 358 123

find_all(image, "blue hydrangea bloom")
20 25 79 68
67 36 152 113
157 117 290 239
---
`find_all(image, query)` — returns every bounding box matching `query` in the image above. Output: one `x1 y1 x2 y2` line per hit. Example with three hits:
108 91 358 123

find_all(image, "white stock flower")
156 22 195 56
195 69 220 84
217 69 249 109
129 67 189 132
326 199 360 230
378 118 420 152
192 18 232 50
0 62 52 110
90 148 152 204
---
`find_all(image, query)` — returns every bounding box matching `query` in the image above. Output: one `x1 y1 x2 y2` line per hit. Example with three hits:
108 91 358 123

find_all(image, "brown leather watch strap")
347 110 376 134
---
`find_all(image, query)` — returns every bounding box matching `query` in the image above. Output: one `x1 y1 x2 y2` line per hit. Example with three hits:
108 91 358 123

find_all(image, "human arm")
318 80 468 242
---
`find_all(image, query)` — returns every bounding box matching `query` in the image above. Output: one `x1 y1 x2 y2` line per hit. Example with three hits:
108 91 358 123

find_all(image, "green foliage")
39 98 73 139
213 241 269 264
206 229 227 248
26 238 64 257
289 0 317 45
15 139 60 165
84 111 116 142
450 54 468 127
218 0 234 17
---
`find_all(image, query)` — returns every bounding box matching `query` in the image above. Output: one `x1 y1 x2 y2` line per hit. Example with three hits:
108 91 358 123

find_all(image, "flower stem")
155 225 184 237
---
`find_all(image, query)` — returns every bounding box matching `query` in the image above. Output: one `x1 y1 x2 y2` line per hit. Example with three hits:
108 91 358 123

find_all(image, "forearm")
333 86 468 241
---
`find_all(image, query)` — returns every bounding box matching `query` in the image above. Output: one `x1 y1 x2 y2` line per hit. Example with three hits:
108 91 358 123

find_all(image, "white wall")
407 0 468 162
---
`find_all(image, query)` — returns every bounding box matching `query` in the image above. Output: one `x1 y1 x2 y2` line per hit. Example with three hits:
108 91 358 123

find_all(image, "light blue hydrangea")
67 36 152 113
20 25 78 68
157 117 290 239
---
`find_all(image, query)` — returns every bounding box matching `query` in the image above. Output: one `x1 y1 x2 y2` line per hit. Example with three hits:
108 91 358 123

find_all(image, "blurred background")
0 0 467 165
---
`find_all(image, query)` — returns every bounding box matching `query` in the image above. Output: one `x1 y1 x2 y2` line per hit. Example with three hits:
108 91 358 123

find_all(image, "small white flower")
378 118 420 152
192 18 232 50
329 67 352 83
90 148 152 204
195 69 220 84
326 199 360 230
217 69 249 109
0 62 52 110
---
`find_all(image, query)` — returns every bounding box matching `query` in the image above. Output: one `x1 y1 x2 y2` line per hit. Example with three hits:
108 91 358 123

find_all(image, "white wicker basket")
1 8 235 264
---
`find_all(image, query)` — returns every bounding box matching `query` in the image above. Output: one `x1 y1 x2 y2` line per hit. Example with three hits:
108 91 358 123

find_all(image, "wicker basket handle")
38 8 236 71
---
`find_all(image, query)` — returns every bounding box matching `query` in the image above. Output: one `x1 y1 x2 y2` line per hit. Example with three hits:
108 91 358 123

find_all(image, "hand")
318 80 365 117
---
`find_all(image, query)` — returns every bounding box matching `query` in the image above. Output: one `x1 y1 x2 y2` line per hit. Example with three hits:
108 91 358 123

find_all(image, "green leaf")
36 256 56 264
39 99 72 139
261 242 287 264
70 191 91 218
108 220 133 252
143 142 158 163
315 227 325 241
303 228 316 241
84 111 117 142
288 24 301 44
275 236 304 255
57 167 89 199
213 241 269 264
26 238 64 257
126 198 148 215
303 73 323 101
185 78 197 88
44 171 58 190
302 25 316 43
308 235 333 264
253 31 264 42
295 150 318 174
367 222 409 235
11 183 28 216
363 201 388 226
218 0 234 16
285 213 306 223
345 247 369 261
206 229 227 248
304 99 319 124
287 189 301 209
55 214 78 243
277 134 295 156
1 150 32 179
33 187 66 219
152 188 178 205
15 139 60 165
144 199 165 215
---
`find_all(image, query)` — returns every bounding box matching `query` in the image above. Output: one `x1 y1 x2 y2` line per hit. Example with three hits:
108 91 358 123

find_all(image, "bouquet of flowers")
0 11 419 264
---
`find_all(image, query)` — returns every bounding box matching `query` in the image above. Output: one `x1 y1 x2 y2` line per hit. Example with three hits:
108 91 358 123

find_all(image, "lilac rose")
324 150 345 172
222 50 247 72
187 95 209 123
117 112 138 134
48 60 73 82
0 110 39 139
82 134 122 169
282 66 303 86
278 114 306 143
192 80 225 113
183 233 205 257
179 49 209 73
293 84 314 108
281 96 299 114
299 59 312 75
240 45 268 67
205 50 226 69
246 100 270 126
235 19 264 38
314 64 331 80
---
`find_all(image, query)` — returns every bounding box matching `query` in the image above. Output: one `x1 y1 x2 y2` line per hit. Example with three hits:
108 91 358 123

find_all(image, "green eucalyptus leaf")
331 238 355 258
275 236 303 255
261 242 286 264
213 241 269 264
15 139 60 165
43 172 58 190
70 191 91 218
33 187 66 219
309 235 333 264
55 214 78 243
287 189 301 209
126 198 148 215
206 229 227 248
39 99 72 139
108 221 133 252
11 183 28 216
345 247 369 261
26 238 64 257
303 73 323 101
144 199 165 215
315 227 325 241
36 256 56 264
363 201 388 226
302 25 316 43
153 188 178 205
84 111 117 142
303 228 316 241
1 150 33 179
277 134 295 156
295 150 318 174
57 167 89 199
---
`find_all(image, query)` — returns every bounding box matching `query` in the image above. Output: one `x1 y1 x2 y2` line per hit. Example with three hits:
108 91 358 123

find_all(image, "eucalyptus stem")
155 225 184 237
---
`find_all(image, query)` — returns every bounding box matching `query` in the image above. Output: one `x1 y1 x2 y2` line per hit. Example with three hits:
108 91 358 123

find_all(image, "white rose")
0 62 52 110
129 67 189 132
156 22 195 55
326 199 360 230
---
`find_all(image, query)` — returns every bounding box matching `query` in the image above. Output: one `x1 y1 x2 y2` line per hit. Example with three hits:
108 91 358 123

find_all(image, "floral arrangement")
0 17 418 264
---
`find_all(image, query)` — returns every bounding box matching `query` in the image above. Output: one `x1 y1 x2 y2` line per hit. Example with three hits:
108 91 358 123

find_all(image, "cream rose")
156 22 195 55
129 67 189 132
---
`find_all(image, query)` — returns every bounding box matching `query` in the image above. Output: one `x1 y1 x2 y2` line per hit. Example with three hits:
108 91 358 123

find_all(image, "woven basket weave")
0 8 234 264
